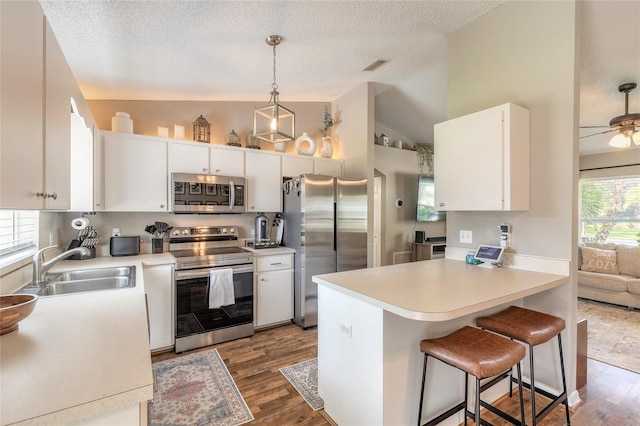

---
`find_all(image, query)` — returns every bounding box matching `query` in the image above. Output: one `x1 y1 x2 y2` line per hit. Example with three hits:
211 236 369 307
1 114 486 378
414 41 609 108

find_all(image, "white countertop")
0 253 175 425
313 258 569 321
242 246 295 256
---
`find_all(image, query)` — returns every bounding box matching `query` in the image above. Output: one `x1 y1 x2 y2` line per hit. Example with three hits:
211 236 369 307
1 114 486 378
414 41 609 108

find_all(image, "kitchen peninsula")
313 258 569 426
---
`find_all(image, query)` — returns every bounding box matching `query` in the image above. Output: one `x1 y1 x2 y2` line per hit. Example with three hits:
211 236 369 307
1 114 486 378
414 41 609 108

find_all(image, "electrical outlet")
459 230 473 244
339 320 352 337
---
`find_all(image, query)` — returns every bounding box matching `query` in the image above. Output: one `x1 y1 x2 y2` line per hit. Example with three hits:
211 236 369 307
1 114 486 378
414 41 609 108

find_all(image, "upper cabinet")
433 103 530 211
168 141 245 177
0 1 91 210
103 132 168 212
209 146 245 177
0 2 46 209
245 151 282 212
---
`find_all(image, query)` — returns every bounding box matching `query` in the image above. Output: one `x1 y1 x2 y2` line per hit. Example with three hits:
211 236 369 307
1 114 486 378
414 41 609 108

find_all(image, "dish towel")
208 268 235 309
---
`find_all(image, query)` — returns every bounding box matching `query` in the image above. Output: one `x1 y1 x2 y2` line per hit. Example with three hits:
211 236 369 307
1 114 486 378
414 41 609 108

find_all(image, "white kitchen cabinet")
314 158 343 177
169 142 210 174
143 264 174 352
245 151 282 212
210 145 245 176
282 155 314 177
255 253 293 328
104 132 168 212
433 102 529 211
0 3 75 209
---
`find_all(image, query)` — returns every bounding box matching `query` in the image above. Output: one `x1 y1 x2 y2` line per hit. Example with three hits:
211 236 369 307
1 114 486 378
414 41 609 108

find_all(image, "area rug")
577 298 640 374
280 358 324 411
151 349 253 426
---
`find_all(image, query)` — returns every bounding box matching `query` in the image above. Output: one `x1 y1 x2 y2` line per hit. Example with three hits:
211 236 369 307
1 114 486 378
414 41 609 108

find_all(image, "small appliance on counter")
110 236 141 257
271 213 285 245
255 213 269 242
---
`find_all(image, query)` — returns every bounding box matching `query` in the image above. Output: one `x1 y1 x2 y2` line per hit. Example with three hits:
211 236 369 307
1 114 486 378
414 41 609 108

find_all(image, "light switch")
460 230 473 244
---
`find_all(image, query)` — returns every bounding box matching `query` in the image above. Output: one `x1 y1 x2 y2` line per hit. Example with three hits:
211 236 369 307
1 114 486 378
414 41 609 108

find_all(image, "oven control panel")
170 226 237 240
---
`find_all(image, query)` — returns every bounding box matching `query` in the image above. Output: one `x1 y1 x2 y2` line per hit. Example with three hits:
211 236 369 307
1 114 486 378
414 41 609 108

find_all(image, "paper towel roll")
71 217 89 230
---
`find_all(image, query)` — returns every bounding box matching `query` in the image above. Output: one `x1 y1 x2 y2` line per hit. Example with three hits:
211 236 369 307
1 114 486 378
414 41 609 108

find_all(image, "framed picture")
174 200 186 205
205 184 217 195
221 186 230 196
189 183 202 195
205 201 218 206
189 201 202 205
174 182 185 195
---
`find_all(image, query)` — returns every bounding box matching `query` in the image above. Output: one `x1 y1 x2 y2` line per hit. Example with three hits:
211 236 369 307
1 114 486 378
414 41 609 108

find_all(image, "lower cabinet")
255 254 293 328
143 264 174 351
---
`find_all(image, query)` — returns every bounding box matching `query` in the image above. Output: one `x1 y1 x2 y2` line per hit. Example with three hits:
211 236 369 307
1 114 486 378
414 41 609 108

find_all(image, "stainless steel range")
170 225 254 353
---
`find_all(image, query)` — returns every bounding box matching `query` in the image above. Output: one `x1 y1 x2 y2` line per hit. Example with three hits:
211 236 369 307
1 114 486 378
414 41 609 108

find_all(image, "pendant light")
253 35 295 143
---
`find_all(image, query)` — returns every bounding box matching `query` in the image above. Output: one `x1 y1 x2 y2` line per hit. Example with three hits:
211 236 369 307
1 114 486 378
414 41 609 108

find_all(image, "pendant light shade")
253 35 295 143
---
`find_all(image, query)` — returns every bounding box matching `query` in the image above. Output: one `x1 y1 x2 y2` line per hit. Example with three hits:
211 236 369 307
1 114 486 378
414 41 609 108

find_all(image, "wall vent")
393 251 412 265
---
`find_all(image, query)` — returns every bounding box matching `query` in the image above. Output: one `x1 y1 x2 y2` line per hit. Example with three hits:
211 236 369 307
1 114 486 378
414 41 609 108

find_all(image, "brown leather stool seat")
417 326 526 426
476 306 571 425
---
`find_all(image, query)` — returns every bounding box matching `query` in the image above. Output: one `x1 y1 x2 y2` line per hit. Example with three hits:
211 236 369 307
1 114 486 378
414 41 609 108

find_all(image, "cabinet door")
43 20 71 210
245 151 282 212
143 264 174 351
104 133 168 211
256 269 293 327
169 142 209 174
210 146 245 176
0 1 44 209
434 109 504 210
314 158 343 177
282 155 313 178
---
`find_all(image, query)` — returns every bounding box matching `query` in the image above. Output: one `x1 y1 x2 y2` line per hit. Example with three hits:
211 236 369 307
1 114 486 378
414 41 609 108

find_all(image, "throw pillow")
580 246 620 275
616 245 640 277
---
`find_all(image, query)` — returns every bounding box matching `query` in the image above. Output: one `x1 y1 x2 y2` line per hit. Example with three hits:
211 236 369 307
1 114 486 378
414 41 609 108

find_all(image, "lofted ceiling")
40 0 640 156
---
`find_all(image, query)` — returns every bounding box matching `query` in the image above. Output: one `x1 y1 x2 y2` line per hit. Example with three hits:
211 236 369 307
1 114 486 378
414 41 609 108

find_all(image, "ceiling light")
253 35 295 144
633 130 640 146
609 127 633 148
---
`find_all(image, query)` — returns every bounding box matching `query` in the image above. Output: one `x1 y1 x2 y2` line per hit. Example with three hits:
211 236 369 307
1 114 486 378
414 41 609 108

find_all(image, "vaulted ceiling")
40 0 640 156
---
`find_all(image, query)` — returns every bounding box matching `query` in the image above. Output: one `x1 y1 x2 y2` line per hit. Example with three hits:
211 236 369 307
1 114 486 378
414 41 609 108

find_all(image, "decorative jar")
111 112 133 133
319 136 333 158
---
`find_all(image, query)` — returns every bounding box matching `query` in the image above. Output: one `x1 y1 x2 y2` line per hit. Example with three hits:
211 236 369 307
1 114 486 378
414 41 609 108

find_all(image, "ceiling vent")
363 60 389 71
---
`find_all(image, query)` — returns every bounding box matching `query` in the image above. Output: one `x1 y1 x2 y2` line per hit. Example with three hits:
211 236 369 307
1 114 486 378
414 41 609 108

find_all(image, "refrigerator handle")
333 202 337 252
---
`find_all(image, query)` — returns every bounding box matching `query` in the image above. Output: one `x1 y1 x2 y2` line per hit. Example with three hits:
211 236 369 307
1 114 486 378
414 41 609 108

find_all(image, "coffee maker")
255 213 269 242
271 213 284 245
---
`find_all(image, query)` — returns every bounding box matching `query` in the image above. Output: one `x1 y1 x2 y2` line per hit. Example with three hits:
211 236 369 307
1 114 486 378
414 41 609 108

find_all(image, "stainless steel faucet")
32 246 91 284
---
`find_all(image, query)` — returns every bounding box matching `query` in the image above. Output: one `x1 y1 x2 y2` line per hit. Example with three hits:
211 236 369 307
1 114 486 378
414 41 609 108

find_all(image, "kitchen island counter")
0 253 175 425
312 258 570 426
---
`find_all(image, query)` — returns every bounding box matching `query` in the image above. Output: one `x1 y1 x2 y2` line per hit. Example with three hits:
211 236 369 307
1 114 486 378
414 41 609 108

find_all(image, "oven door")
175 264 253 340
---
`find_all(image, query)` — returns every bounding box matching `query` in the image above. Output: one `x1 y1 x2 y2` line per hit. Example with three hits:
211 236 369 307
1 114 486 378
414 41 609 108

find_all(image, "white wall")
446 0 580 395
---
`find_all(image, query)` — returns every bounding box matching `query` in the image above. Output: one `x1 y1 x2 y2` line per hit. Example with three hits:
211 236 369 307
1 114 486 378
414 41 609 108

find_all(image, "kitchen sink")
17 266 136 297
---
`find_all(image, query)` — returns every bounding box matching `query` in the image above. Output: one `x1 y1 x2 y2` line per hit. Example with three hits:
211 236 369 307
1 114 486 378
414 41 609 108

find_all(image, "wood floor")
152 323 640 425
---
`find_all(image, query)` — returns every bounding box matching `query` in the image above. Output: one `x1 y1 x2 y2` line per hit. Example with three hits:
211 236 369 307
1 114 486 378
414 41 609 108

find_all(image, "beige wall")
579 149 640 171
87 100 327 156
446 0 580 395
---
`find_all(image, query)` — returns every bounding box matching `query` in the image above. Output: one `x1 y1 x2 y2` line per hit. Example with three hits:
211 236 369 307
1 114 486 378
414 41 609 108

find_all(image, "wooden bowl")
0 294 38 335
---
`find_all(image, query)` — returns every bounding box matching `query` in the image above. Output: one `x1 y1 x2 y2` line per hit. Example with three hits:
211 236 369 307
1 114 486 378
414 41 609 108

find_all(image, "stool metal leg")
516 361 526 425
464 372 469 426
558 334 571 425
418 354 429 426
475 377 481 426
529 344 538 426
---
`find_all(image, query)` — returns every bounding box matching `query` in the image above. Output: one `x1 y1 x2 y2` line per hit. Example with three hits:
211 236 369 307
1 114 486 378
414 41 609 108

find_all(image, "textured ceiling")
40 0 640 156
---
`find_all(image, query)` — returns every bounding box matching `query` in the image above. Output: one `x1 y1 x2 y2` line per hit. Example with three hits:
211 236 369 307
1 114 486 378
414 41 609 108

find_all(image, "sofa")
578 242 640 309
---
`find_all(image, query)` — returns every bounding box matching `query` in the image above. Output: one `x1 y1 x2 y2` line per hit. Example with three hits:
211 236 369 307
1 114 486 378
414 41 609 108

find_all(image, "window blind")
0 211 39 259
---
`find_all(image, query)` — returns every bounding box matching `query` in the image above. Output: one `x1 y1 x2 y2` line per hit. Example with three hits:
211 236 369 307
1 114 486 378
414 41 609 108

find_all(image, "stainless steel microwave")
171 173 246 214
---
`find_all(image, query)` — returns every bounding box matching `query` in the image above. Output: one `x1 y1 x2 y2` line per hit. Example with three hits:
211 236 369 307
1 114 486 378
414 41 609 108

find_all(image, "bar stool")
417 326 526 426
476 306 571 425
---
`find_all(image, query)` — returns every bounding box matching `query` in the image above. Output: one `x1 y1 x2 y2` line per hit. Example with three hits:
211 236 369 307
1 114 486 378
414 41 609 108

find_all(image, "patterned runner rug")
280 358 324 411
151 349 253 426
577 298 640 374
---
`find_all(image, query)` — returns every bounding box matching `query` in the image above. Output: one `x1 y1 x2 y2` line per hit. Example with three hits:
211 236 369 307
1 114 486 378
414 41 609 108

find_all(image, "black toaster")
109 236 141 256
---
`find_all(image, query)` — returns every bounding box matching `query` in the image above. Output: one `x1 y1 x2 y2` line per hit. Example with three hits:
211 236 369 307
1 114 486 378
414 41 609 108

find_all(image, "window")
579 176 640 244
0 210 39 263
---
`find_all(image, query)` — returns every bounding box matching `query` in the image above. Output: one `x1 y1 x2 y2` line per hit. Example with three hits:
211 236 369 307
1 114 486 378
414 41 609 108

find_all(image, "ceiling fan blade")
579 125 610 129
579 128 617 139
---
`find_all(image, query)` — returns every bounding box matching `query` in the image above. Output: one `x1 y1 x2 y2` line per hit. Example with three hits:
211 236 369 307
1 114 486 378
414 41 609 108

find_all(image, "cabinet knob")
96 203 101 207
215 169 221 173
36 191 57 200
160 204 165 208
439 202 444 207
261 278 266 282
202 168 207 172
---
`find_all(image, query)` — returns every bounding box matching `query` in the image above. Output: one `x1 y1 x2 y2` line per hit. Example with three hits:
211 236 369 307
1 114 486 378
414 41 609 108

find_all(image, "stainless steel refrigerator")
283 174 368 328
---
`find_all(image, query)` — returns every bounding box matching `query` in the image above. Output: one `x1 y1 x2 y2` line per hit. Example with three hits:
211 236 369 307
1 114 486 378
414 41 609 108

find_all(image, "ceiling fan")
580 82 640 148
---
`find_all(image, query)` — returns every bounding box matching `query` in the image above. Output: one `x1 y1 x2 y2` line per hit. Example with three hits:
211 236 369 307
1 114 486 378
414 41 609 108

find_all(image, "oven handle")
175 264 254 280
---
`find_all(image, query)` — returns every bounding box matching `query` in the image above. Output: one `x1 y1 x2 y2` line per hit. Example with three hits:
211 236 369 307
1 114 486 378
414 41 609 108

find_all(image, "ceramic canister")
112 112 133 133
